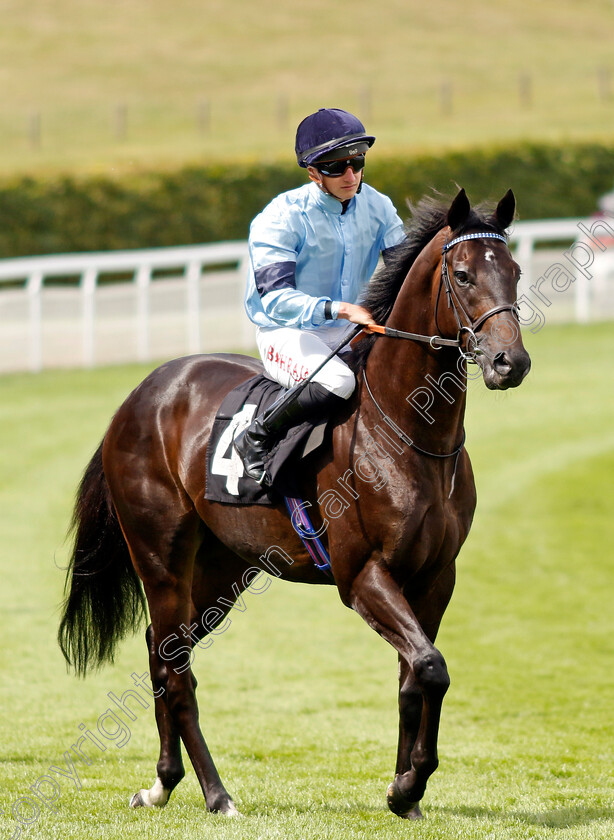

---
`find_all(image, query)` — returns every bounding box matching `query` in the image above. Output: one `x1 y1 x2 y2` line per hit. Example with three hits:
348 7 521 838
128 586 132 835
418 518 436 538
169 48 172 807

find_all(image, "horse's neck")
362 231 467 451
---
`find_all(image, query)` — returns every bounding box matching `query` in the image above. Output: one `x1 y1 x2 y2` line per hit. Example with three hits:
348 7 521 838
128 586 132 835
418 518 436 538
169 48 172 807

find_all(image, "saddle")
205 374 329 506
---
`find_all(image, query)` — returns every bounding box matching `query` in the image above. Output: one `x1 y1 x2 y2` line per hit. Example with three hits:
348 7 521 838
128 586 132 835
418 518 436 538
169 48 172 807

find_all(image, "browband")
442 232 507 254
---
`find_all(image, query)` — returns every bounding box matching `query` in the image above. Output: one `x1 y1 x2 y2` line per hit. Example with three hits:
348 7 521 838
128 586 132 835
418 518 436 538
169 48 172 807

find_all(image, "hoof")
129 777 170 809
386 779 423 820
129 791 145 809
404 804 424 820
209 798 242 817
220 801 242 818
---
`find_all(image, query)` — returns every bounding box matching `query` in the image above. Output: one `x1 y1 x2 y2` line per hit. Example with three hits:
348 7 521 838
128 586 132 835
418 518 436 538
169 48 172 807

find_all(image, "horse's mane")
352 194 508 370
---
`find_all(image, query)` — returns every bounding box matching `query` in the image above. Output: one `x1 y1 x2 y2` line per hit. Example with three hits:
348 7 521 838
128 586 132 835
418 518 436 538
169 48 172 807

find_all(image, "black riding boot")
233 381 345 485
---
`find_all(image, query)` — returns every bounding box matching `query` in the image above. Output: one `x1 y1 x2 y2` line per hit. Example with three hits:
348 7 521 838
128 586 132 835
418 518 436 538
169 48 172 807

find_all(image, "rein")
362 369 465 498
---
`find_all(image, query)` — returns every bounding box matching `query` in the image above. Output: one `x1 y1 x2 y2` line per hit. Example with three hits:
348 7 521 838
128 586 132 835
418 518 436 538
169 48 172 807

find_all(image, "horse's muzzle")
482 346 531 390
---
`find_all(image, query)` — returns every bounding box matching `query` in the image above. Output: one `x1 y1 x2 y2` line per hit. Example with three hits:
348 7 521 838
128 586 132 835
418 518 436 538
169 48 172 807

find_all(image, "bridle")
362 231 520 493
438 231 520 361
369 231 520 364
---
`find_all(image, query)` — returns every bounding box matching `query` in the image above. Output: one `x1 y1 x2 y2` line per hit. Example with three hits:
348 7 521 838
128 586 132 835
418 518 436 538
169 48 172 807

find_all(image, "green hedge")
1 141 613 258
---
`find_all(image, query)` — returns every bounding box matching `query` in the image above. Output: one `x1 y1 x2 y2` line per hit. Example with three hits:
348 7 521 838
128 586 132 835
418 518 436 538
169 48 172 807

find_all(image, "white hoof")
129 777 170 808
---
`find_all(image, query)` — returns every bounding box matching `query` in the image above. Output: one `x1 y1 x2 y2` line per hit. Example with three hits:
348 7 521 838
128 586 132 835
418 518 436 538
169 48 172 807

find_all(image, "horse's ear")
494 189 516 230
447 188 471 232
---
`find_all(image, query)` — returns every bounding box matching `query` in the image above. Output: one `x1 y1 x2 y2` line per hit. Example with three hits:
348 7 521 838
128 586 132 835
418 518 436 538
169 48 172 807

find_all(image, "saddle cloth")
205 374 327 506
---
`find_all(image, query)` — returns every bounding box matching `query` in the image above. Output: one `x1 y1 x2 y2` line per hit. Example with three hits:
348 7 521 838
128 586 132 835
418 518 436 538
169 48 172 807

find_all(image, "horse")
58 187 530 821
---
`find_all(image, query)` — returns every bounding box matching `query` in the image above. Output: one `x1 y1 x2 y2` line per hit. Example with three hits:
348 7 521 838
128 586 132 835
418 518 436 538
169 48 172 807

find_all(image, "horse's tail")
58 440 147 676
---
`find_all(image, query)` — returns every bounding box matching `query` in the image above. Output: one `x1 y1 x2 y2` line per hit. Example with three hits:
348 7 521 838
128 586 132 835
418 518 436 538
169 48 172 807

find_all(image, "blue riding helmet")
295 108 375 168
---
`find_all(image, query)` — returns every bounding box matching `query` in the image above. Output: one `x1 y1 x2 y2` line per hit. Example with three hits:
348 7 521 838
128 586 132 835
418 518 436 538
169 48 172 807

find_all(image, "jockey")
234 107 406 485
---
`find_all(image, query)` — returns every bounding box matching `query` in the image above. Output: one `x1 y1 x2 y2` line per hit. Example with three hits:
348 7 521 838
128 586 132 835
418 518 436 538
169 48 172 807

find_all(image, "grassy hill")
1 0 614 175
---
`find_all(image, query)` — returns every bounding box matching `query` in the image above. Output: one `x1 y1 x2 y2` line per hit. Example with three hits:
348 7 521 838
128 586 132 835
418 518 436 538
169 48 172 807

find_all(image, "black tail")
58 441 147 676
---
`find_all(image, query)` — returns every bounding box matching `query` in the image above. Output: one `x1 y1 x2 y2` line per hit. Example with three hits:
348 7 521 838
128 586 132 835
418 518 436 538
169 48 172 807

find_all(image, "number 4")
210 403 258 495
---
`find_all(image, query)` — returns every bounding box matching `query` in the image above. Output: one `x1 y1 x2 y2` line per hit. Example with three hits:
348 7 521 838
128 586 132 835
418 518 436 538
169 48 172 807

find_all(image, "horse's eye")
454 270 470 286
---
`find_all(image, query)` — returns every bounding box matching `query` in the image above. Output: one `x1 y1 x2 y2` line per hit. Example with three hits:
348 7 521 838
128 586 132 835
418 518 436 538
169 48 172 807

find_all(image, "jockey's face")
307 155 364 202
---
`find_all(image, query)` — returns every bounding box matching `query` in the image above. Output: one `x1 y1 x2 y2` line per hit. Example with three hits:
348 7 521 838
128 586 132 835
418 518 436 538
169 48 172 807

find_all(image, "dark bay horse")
58 188 530 820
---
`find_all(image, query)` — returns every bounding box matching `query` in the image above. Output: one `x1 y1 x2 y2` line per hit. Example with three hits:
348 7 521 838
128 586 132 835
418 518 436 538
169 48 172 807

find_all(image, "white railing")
511 216 614 327
1 219 613 374
0 241 253 373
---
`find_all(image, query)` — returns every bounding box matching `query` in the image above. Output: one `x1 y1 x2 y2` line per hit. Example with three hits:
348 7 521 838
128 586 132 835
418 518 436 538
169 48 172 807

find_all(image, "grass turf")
0 321 613 839
1 0 614 175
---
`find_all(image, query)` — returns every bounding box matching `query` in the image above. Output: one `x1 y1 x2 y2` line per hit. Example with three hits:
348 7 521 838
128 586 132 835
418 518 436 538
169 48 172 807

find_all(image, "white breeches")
256 325 356 399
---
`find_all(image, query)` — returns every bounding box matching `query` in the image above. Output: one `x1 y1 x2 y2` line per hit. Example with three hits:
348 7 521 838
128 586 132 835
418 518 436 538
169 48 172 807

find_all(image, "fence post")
186 260 202 354
358 86 372 123
136 264 152 361
519 73 532 108
29 111 41 150
513 234 535 291
26 270 44 372
598 66 611 101
81 267 98 368
440 81 453 116
115 104 127 141
238 252 254 349
277 94 289 132
198 99 210 135
575 272 591 323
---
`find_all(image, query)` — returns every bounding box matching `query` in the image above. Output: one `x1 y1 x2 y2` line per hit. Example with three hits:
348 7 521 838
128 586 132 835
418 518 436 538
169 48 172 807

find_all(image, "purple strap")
284 497 332 576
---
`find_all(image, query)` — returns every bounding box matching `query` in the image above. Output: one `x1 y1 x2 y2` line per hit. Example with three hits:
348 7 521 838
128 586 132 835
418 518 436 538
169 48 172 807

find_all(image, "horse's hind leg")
129 624 185 809
113 493 241 816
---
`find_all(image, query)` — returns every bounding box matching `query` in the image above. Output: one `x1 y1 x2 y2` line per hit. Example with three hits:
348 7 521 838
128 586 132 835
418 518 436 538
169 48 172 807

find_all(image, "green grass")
1 0 614 175
1 322 614 839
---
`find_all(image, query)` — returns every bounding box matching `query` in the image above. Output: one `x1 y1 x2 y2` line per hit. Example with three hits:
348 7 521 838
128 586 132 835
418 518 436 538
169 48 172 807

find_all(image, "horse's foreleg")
395 654 422 776
388 567 456 817
386 656 448 819
348 560 450 819
129 624 185 809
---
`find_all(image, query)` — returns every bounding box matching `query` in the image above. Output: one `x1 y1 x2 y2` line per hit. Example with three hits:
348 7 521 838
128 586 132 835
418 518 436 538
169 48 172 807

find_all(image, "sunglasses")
314 154 366 177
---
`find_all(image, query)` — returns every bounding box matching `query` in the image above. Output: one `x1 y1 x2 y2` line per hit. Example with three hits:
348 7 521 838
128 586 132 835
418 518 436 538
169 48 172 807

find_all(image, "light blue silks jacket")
244 181 406 333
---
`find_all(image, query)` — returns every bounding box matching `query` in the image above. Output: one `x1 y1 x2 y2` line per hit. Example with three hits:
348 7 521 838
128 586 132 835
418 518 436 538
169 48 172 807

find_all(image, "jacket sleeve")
381 197 407 256
249 206 333 328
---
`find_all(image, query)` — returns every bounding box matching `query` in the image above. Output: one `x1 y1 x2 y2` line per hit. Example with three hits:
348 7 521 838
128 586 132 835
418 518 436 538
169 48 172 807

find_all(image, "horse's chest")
320 439 475 573
367 475 474 572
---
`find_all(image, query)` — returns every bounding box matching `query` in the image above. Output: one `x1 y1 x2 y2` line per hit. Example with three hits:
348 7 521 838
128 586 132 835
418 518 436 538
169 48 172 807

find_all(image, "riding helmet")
295 108 375 168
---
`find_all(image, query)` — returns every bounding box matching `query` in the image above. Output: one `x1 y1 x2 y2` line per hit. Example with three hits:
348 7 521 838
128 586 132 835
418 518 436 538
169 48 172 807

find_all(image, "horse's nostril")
493 352 512 374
